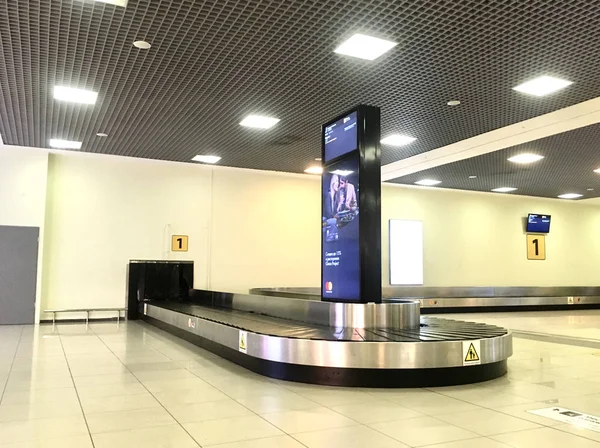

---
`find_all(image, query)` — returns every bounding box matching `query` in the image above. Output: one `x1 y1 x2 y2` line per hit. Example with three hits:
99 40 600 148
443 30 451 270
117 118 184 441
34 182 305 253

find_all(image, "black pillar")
321 105 382 303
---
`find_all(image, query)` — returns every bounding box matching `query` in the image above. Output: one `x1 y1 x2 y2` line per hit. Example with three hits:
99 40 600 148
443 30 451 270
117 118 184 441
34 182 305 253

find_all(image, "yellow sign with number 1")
171 235 189 252
526 234 545 260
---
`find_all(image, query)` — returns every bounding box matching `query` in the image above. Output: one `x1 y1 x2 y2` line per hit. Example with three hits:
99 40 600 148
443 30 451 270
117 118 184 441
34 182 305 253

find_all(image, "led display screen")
322 153 360 301
526 214 551 233
323 111 358 163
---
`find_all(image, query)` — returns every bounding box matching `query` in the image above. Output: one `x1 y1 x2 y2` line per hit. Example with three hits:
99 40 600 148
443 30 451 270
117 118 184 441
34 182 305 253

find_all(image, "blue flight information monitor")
527 214 551 233
322 153 360 301
323 111 358 163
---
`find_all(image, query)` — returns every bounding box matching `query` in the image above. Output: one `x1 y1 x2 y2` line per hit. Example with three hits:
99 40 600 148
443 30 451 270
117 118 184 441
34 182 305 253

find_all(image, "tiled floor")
2 314 600 447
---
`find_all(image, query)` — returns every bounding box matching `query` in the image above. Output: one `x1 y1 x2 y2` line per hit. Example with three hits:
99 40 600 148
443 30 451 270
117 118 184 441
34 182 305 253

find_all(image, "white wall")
0 146 49 322
35 150 600 318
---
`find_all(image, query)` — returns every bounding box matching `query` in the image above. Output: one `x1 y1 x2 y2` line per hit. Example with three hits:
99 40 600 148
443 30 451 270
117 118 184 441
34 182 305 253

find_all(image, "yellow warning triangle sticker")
465 343 480 362
240 334 246 351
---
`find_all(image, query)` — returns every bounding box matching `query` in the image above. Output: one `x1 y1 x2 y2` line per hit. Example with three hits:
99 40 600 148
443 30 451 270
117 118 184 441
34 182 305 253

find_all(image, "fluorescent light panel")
331 170 353 176
192 155 221 164
50 139 82 149
558 193 583 199
492 187 517 193
54 86 98 105
415 179 441 186
94 0 128 6
594 168 600 174
239 115 280 129
334 33 397 61
508 153 544 164
513 75 572 97
304 166 323 175
381 134 417 147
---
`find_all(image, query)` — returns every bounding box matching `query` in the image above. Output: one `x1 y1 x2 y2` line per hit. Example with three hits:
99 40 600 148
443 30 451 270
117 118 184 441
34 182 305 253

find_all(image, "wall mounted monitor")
323 110 358 163
526 214 551 233
322 153 361 301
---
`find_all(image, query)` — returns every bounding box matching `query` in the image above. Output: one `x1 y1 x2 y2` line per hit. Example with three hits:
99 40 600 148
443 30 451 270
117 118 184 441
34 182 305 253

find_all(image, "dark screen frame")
526 213 552 233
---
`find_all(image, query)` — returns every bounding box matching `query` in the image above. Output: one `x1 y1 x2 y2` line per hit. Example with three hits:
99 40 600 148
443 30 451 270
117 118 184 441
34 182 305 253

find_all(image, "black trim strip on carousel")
142 315 508 388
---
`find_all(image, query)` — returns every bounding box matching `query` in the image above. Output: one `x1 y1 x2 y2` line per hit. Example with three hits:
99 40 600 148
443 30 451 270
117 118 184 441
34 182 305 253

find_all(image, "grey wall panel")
0 226 39 325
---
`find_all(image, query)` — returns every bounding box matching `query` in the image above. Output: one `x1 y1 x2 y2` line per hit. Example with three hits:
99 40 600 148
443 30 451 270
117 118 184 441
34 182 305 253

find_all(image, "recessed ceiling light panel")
507 153 544 164
191 155 221 164
491 187 517 193
447 100 461 106
50 139 82 149
239 115 280 129
94 0 128 6
334 33 397 61
381 134 416 147
54 86 98 105
594 168 600 174
331 170 354 176
304 166 323 175
558 193 583 199
415 179 441 186
133 40 151 49
468 175 477 179
513 75 573 97
96 133 108 137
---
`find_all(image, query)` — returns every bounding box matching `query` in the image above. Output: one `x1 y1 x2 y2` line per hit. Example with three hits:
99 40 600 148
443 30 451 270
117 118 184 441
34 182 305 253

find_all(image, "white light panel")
558 193 583 199
512 75 572 97
492 187 517 193
331 170 353 176
507 153 544 164
191 155 221 164
53 86 98 105
304 166 323 175
381 134 417 146
95 0 128 6
415 179 441 186
49 139 82 149
239 115 280 129
389 220 424 285
334 33 397 61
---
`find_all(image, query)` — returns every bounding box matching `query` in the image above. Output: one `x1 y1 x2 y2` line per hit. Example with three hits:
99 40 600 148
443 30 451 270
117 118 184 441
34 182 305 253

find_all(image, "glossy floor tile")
2 316 600 447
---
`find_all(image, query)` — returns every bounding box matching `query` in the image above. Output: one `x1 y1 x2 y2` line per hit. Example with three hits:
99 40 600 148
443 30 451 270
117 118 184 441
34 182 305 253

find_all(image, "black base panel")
421 304 600 314
143 315 508 388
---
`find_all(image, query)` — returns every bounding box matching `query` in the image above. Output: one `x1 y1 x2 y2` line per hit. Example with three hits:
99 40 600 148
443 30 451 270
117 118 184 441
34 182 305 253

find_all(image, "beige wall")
31 150 600 319
382 184 600 287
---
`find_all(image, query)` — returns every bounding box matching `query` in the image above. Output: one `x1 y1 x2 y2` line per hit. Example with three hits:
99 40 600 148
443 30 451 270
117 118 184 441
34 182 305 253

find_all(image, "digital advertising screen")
323 111 358 163
527 214 551 233
322 153 360 301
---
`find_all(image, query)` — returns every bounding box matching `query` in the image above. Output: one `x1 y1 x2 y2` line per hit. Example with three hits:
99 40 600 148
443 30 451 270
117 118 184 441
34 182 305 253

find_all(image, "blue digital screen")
323 111 358 163
527 214 551 233
322 153 360 301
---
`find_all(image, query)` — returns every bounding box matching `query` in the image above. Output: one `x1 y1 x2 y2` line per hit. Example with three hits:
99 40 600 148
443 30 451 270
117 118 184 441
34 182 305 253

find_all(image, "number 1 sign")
526 234 545 260
171 235 189 252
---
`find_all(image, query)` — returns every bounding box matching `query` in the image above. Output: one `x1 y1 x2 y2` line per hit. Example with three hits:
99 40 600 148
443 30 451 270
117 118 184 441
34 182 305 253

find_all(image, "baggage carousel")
250 286 600 313
140 289 512 387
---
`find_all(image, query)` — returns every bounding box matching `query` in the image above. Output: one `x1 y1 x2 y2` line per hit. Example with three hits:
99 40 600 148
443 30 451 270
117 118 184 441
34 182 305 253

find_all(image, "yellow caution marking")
465 343 480 362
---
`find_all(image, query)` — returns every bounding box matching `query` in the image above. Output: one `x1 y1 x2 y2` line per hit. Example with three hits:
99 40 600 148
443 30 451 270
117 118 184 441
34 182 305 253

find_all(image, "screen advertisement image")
527 214 551 233
323 111 358 163
322 153 360 301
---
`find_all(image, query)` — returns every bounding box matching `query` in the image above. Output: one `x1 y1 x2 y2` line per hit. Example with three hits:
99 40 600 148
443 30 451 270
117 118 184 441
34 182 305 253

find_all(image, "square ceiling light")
239 115 280 129
54 86 98 105
192 155 221 164
381 134 417 146
558 193 583 199
507 153 544 164
50 139 82 149
512 76 572 97
415 179 441 186
94 0 128 6
491 187 517 193
334 33 397 61
304 166 323 175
